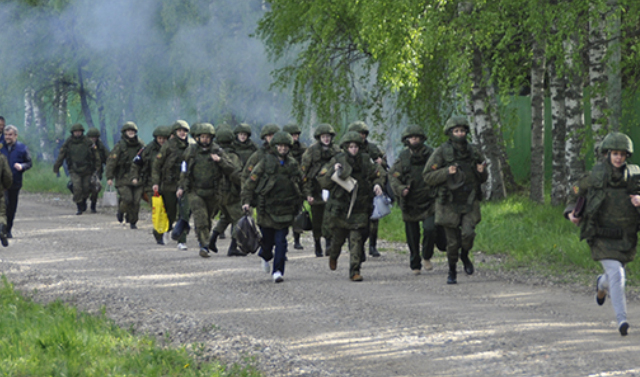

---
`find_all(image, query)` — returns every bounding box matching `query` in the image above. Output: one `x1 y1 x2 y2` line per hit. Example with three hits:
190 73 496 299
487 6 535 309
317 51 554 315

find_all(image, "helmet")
340 131 363 148
283 123 301 135
70 123 85 133
172 120 190 133
234 123 252 136
260 124 280 139
313 123 336 139
347 120 369 135
86 128 101 138
401 125 426 143
443 116 470 135
216 125 235 144
191 123 215 137
601 132 634 155
152 126 171 138
121 121 138 133
270 131 294 147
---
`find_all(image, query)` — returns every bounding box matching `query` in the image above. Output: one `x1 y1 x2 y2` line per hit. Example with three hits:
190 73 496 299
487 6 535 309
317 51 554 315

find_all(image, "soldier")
86 128 109 213
347 120 388 258
389 125 437 275
179 123 239 258
423 116 487 285
207 125 245 256
152 120 191 250
318 131 386 282
241 131 304 283
300 123 340 257
232 123 258 167
565 132 640 336
241 123 280 184
131 125 171 243
53 123 101 215
0 150 12 246
105 122 145 229
283 123 308 250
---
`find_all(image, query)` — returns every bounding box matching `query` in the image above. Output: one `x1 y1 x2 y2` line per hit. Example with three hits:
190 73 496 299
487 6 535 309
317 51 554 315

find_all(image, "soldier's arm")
52 140 68 173
1 156 12 189
241 160 265 206
564 173 590 219
370 161 386 189
300 148 314 197
225 154 243 186
241 150 260 184
151 144 169 186
317 158 337 190
388 159 407 197
105 143 119 181
422 148 448 187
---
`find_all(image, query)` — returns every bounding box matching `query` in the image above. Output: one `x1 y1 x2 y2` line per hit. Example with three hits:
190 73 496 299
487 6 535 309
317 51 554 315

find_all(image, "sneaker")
423 259 433 271
162 232 171 245
619 322 629 336
273 271 284 283
595 275 607 306
261 259 270 273
350 273 363 282
177 243 188 251
329 257 337 271
412 269 421 276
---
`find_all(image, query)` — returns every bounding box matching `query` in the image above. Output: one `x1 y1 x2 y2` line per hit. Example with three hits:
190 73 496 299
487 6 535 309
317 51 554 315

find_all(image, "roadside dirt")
1 193 639 377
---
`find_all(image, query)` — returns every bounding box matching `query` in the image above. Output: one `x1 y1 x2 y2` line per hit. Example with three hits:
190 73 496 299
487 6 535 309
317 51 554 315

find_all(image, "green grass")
22 161 72 194
0 277 261 377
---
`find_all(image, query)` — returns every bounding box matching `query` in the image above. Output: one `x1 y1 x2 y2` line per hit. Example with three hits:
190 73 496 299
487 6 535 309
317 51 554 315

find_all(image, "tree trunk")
53 76 68 139
530 38 546 204
548 58 568 206
564 35 587 191
77 65 95 129
33 90 52 161
470 47 506 201
96 81 108 144
589 3 609 141
486 83 520 193
24 85 34 134
607 0 621 131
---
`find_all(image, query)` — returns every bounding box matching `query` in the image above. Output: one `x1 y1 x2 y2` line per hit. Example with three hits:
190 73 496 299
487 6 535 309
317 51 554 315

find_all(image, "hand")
402 188 409 197
13 163 22 172
53 167 59 174
448 165 457 175
211 153 221 162
132 178 138 185
176 188 184 198
334 163 342 171
375 157 383 165
107 179 113 186
307 196 314 204
152 184 159 193
242 204 251 212
630 195 640 207
477 162 485 173
373 184 383 196
568 211 581 225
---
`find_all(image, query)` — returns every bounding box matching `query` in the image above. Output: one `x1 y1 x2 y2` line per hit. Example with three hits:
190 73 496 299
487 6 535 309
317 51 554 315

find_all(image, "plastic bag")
152 193 169 234
370 194 392 220
102 186 118 207
293 209 313 232
233 214 262 255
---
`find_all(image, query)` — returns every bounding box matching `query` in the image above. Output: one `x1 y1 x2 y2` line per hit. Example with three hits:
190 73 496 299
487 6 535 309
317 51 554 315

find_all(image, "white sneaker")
261 259 270 273
177 243 188 250
273 271 284 283
162 232 171 245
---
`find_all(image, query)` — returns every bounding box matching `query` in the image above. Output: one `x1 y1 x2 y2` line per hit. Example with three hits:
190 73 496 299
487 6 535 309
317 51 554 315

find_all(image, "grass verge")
0 277 261 377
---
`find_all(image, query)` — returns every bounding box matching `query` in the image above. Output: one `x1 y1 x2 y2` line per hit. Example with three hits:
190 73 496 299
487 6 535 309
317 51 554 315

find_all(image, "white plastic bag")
370 194 392 220
102 186 118 207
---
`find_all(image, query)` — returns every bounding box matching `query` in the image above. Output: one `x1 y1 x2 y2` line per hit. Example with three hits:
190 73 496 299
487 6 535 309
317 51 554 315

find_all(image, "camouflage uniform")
241 131 304 282
105 122 145 227
87 128 110 213
0 153 12 246
318 131 386 281
347 121 388 257
152 120 192 245
241 124 280 200
284 123 308 250
300 123 340 256
53 124 100 214
180 123 239 258
565 132 640 335
423 116 487 284
389 125 437 273
232 123 258 167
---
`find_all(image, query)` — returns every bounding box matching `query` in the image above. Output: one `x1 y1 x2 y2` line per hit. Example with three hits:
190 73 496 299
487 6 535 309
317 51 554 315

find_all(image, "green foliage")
0 276 261 377
22 161 73 194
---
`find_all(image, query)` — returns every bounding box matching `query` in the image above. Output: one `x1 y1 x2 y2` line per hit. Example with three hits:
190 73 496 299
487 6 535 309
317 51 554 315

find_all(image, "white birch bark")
564 34 586 192
530 38 546 204
589 3 609 141
548 58 568 206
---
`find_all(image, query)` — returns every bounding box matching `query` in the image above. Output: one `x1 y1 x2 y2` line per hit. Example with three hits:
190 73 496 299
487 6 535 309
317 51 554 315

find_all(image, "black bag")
171 197 190 240
435 225 447 252
293 209 313 232
233 214 262 254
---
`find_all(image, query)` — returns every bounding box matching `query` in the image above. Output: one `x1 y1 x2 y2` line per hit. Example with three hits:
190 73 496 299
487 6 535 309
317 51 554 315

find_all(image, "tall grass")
22 161 77 194
0 277 261 377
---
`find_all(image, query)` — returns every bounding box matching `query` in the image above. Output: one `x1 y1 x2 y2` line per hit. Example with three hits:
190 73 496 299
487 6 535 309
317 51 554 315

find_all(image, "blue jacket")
1 141 32 189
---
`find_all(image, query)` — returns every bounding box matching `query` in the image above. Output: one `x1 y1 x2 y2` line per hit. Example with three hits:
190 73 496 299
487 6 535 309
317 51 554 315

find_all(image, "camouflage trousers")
443 212 477 263
213 199 243 235
0 191 6 226
188 193 220 246
328 227 367 279
117 185 143 225
70 173 92 204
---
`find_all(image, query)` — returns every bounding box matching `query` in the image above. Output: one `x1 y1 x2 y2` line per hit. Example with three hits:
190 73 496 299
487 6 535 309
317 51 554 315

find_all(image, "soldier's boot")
199 243 210 258
81 199 88 213
324 238 331 256
130 222 137 230
208 230 220 253
369 229 381 257
447 262 457 285
460 249 474 275
76 203 83 216
116 212 124 223
294 232 304 250
0 224 8 247
314 238 323 257
90 200 97 213
219 231 226 240
227 238 247 257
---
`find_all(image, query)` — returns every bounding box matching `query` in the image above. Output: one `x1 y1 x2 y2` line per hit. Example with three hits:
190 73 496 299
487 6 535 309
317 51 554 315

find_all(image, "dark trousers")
5 188 19 233
259 226 289 276
310 203 326 240
162 189 188 243
405 215 436 270
444 213 477 263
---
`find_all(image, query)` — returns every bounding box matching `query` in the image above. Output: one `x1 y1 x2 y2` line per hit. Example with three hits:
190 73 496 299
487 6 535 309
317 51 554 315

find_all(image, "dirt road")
1 194 639 376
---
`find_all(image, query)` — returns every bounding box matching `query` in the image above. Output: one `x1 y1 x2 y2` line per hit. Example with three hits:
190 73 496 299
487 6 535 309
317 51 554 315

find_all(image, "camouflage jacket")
389 143 436 222
53 136 100 177
130 139 163 192
300 142 341 204
179 142 239 198
105 137 145 187
152 136 189 192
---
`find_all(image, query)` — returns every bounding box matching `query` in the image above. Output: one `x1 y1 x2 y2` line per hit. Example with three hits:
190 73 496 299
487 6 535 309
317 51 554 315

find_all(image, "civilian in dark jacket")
1 125 32 238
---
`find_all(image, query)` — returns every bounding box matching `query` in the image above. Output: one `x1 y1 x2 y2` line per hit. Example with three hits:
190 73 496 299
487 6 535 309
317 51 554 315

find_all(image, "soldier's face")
276 144 289 155
320 134 331 146
157 136 167 146
0 120 5 133
125 130 136 139
291 133 300 141
264 134 274 144
176 129 188 140
348 142 359 156
238 132 249 142
452 127 467 138
198 134 212 145
610 150 627 168
73 131 83 138
408 136 421 146
89 136 98 144
359 132 367 141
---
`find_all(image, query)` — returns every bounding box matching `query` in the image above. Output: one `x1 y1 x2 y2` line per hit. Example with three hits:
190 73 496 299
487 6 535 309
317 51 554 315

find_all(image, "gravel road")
1 193 639 377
